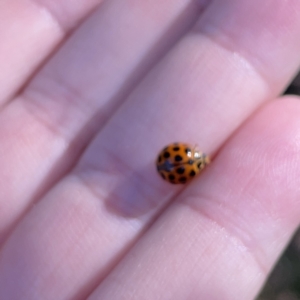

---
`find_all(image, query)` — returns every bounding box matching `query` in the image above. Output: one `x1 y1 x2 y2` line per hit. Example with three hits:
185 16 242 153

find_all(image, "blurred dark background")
257 71 300 300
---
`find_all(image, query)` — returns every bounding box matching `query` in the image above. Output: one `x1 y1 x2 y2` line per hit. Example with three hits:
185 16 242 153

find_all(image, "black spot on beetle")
179 177 187 183
168 174 175 181
176 167 185 174
163 151 170 159
175 155 183 162
190 170 196 177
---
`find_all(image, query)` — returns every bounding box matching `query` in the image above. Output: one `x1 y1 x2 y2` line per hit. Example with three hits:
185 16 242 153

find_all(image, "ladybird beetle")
156 143 210 184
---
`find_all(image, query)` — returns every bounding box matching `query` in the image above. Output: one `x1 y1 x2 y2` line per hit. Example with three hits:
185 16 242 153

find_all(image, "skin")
0 0 300 299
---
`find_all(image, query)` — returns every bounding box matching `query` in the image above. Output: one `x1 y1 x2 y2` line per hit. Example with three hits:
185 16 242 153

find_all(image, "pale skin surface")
0 0 300 299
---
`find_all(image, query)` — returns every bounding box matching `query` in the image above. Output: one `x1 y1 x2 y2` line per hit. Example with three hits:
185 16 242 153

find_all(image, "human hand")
0 1 300 299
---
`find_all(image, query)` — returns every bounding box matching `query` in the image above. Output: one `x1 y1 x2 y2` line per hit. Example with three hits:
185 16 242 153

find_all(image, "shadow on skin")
103 161 178 219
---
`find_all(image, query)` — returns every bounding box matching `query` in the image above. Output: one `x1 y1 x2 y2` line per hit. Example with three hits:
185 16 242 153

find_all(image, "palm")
0 1 300 299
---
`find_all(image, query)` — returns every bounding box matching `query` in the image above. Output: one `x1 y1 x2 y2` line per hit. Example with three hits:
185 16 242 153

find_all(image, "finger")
0 1 300 299
0 0 103 103
88 97 300 300
197 0 300 87
0 0 207 241
23 0 205 139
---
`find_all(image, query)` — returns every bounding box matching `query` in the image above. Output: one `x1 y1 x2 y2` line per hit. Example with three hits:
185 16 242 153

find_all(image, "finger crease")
181 194 270 276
